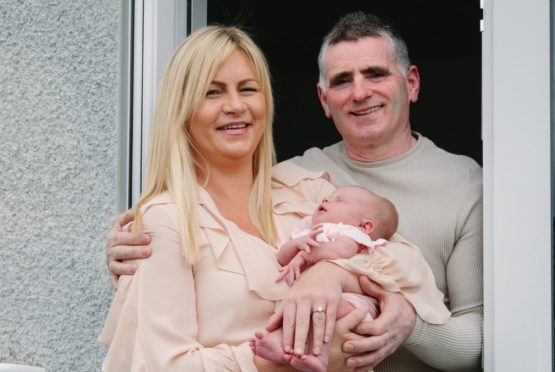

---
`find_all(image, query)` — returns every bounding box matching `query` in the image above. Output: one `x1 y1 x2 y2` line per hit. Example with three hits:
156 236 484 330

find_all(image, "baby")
250 185 399 372
276 185 397 288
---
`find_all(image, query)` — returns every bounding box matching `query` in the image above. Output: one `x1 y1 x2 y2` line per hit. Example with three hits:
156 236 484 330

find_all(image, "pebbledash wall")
0 1 120 371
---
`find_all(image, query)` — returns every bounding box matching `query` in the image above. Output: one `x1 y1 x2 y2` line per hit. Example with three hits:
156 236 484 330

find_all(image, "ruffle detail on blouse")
271 161 331 217
329 234 451 324
197 187 288 302
272 160 330 187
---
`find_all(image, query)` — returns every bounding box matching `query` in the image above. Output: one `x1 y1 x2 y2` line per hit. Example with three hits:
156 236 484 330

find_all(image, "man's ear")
317 83 332 118
359 219 375 234
406 65 421 103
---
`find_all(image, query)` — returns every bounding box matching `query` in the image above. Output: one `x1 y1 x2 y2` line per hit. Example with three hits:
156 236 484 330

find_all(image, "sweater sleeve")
403 167 483 371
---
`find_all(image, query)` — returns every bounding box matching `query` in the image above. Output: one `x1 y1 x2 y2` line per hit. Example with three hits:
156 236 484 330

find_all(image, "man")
106 12 482 371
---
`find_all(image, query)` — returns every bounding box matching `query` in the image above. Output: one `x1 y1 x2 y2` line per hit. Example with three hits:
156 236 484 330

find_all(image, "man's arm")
338 187 483 371
398 179 483 370
106 210 152 287
401 196 483 370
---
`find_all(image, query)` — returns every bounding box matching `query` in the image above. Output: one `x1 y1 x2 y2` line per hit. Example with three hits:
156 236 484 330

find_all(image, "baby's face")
312 187 372 226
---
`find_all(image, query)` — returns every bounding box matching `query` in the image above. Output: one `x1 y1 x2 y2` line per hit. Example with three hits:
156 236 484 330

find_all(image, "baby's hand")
310 223 324 240
276 255 307 286
276 265 296 286
297 235 320 253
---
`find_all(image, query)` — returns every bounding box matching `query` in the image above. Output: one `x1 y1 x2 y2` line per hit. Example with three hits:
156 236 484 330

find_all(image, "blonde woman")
99 25 448 371
99 25 344 371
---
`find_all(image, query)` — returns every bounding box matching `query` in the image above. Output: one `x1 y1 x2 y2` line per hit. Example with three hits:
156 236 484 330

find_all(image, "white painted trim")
117 0 133 210
481 0 493 367
483 0 552 370
131 0 144 205
131 0 190 204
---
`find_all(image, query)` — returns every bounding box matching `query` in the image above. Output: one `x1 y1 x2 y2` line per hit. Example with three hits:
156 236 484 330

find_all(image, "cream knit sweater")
292 134 483 371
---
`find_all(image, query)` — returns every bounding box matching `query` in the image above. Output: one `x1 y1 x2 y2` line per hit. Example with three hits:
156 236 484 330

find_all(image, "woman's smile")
216 121 252 134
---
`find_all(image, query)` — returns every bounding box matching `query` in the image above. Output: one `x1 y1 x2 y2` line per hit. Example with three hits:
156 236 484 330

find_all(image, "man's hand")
341 276 417 370
326 307 368 371
106 209 152 288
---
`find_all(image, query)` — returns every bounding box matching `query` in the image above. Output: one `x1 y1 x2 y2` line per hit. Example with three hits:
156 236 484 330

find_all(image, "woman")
98 25 355 371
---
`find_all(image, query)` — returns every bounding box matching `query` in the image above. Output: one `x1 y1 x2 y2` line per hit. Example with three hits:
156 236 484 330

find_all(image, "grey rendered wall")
0 1 120 371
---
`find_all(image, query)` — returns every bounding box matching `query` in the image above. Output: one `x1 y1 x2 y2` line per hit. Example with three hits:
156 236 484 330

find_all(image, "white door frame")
129 0 206 205
483 0 552 370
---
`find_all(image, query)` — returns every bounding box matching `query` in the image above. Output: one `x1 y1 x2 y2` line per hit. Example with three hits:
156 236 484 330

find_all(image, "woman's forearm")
312 261 362 295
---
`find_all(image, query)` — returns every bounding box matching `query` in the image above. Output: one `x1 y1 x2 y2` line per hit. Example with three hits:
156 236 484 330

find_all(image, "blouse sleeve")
98 202 257 372
326 234 451 324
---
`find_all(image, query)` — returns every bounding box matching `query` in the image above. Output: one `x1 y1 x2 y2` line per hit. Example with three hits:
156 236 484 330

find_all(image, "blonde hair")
133 25 277 264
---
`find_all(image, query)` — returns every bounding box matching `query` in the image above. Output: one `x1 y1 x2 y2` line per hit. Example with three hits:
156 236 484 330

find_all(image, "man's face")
317 36 420 156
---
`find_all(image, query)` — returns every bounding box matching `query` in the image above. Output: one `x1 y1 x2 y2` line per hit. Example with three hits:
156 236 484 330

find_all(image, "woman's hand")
106 209 151 287
341 276 417 370
266 261 357 357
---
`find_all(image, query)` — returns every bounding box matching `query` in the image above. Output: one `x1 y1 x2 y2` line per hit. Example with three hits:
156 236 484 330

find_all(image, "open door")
207 0 482 163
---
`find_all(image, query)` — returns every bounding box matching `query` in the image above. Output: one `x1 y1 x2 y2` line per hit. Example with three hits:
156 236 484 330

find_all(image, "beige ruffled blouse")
98 161 450 371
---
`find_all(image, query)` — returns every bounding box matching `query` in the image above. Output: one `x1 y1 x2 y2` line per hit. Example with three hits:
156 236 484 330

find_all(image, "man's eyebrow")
361 66 391 76
329 71 352 87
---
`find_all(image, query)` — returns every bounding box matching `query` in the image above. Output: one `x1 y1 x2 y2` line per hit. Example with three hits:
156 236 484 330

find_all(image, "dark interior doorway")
208 1 482 164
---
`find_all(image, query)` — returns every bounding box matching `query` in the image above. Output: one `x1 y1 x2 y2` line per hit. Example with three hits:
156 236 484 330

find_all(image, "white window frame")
117 0 133 211
126 0 206 207
124 0 553 369
483 0 552 370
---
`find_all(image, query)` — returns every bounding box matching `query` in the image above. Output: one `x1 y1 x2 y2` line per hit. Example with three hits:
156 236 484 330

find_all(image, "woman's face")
189 49 267 168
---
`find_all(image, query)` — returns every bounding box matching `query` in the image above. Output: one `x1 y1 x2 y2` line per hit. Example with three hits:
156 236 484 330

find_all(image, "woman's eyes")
206 89 222 97
240 86 259 93
206 86 258 97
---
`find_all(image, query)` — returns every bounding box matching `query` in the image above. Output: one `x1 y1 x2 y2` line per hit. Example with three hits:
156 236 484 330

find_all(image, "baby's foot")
251 330 292 364
289 354 327 372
